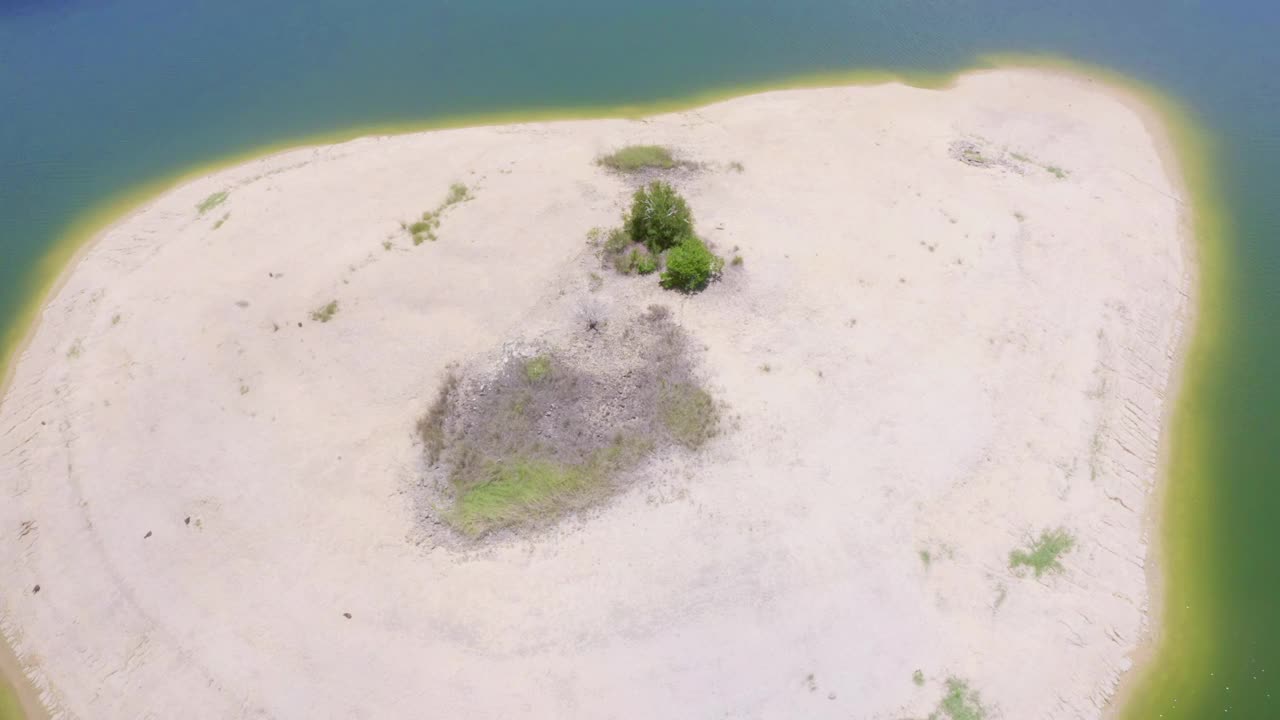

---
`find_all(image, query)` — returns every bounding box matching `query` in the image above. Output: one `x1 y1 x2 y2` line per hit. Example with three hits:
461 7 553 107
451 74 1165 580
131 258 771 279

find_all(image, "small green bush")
524 355 551 383
445 182 471 205
660 234 723 292
196 191 228 215
626 181 693 254
659 383 718 449
598 145 676 172
629 247 658 274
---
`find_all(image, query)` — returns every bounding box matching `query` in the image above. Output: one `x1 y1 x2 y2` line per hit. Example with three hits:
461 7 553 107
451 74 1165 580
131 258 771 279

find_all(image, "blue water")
3 1 1280 717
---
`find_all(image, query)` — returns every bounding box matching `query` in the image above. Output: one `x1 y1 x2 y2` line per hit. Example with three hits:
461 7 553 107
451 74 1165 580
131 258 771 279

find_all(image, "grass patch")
659 383 718 449
196 190 228 215
1045 165 1069 179
913 669 925 687
310 300 339 323
524 355 552 383
598 144 677 172
731 255 744 266
728 160 745 173
1009 527 1075 577
919 549 932 568
928 677 987 720
444 182 471 205
212 212 230 230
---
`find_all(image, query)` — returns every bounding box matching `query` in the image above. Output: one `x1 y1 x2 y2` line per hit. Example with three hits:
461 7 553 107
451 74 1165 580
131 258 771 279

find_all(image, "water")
2 1 1279 717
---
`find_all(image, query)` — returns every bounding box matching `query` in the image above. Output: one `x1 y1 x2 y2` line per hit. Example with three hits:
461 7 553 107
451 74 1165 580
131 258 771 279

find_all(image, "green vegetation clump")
196 191 228 215
212 212 230 230
659 383 718 449
598 144 677 173
626 181 694 253
419 309 717 538
310 300 339 323
1045 165 1069 179
628 247 658 274
913 669 926 687
660 234 723 292
405 181 472 244
524 355 552 382
928 677 987 720
1009 527 1076 577
444 182 471 205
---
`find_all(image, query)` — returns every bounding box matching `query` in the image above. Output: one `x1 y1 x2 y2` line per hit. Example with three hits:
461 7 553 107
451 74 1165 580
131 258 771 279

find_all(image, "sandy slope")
0 69 1190 719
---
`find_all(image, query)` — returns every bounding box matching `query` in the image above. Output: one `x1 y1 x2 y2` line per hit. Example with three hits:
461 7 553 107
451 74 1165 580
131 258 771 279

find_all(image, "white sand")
0 68 1191 719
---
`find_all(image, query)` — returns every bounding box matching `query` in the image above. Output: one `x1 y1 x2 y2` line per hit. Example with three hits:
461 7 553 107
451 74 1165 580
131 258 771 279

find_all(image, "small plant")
660 234 723 292
759 363 772 373
913 669 925 687
444 182 470 205
110 313 121 326
1045 165 1069 179
588 272 603 291
731 255 744 267
626 181 694 254
919 549 932 568
239 384 250 396
728 160 745 173
1010 152 1031 163
196 190 228 215
212 212 230 230
598 145 677 173
1013 211 1025 222
659 383 718 449
1009 527 1076 577
929 677 987 720
409 212 440 244
628 247 658 274
310 300 339 323
382 240 393 250
524 355 552 383
66 339 83 359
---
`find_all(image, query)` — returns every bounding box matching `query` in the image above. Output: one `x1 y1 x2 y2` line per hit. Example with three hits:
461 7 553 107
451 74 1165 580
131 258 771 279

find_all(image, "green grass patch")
196 190 228 215
310 300 339 323
450 456 597 537
659 383 718 449
1045 165 1069 179
598 144 677 172
212 212 230 230
1009 527 1075 577
929 677 987 720
524 355 552 383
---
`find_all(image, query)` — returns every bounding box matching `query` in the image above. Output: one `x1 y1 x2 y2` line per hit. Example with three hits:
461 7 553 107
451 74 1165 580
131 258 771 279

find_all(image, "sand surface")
0 69 1190 719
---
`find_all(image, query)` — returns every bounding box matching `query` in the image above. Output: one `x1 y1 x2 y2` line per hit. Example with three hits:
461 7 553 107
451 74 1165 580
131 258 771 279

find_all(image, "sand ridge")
0 68 1190 719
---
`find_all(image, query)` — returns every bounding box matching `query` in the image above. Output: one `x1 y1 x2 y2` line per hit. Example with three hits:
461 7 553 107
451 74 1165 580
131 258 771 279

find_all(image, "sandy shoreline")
0 68 1191 718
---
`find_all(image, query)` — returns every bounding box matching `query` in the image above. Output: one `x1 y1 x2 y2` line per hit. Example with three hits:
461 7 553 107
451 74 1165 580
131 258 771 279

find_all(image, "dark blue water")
3 1 1280 717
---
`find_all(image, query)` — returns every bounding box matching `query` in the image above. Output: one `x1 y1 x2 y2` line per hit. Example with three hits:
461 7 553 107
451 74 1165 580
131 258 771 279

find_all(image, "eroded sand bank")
0 68 1190 719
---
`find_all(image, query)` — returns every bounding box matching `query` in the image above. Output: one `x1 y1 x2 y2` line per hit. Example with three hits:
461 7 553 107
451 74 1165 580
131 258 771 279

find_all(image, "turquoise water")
2 1 1279 717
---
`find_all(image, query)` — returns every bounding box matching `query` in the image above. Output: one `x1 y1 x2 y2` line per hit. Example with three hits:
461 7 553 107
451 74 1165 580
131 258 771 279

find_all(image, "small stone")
32 585 40 594
184 516 191 525
144 531 152 539
343 612 352 619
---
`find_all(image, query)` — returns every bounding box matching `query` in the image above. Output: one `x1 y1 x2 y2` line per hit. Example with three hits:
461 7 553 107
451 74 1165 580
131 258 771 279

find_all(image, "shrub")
444 182 470 205
524 355 551 383
660 234 723 292
598 145 676 172
196 191 228 215
626 181 693 254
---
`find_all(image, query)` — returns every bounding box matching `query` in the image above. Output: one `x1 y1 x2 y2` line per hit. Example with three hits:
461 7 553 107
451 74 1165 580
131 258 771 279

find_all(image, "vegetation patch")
661 234 723 292
626 181 693 253
928 677 987 720
598 144 678 173
416 306 718 539
403 181 472 244
1009 527 1075 577
310 300 339 323
196 190 229 215
212 212 230 230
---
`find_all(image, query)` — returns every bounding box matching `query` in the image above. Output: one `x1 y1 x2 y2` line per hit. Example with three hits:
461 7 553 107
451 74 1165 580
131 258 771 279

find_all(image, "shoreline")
0 62 1202 719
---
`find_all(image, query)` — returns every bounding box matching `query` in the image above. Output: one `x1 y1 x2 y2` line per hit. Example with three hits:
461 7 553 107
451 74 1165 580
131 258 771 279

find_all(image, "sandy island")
0 68 1191 719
